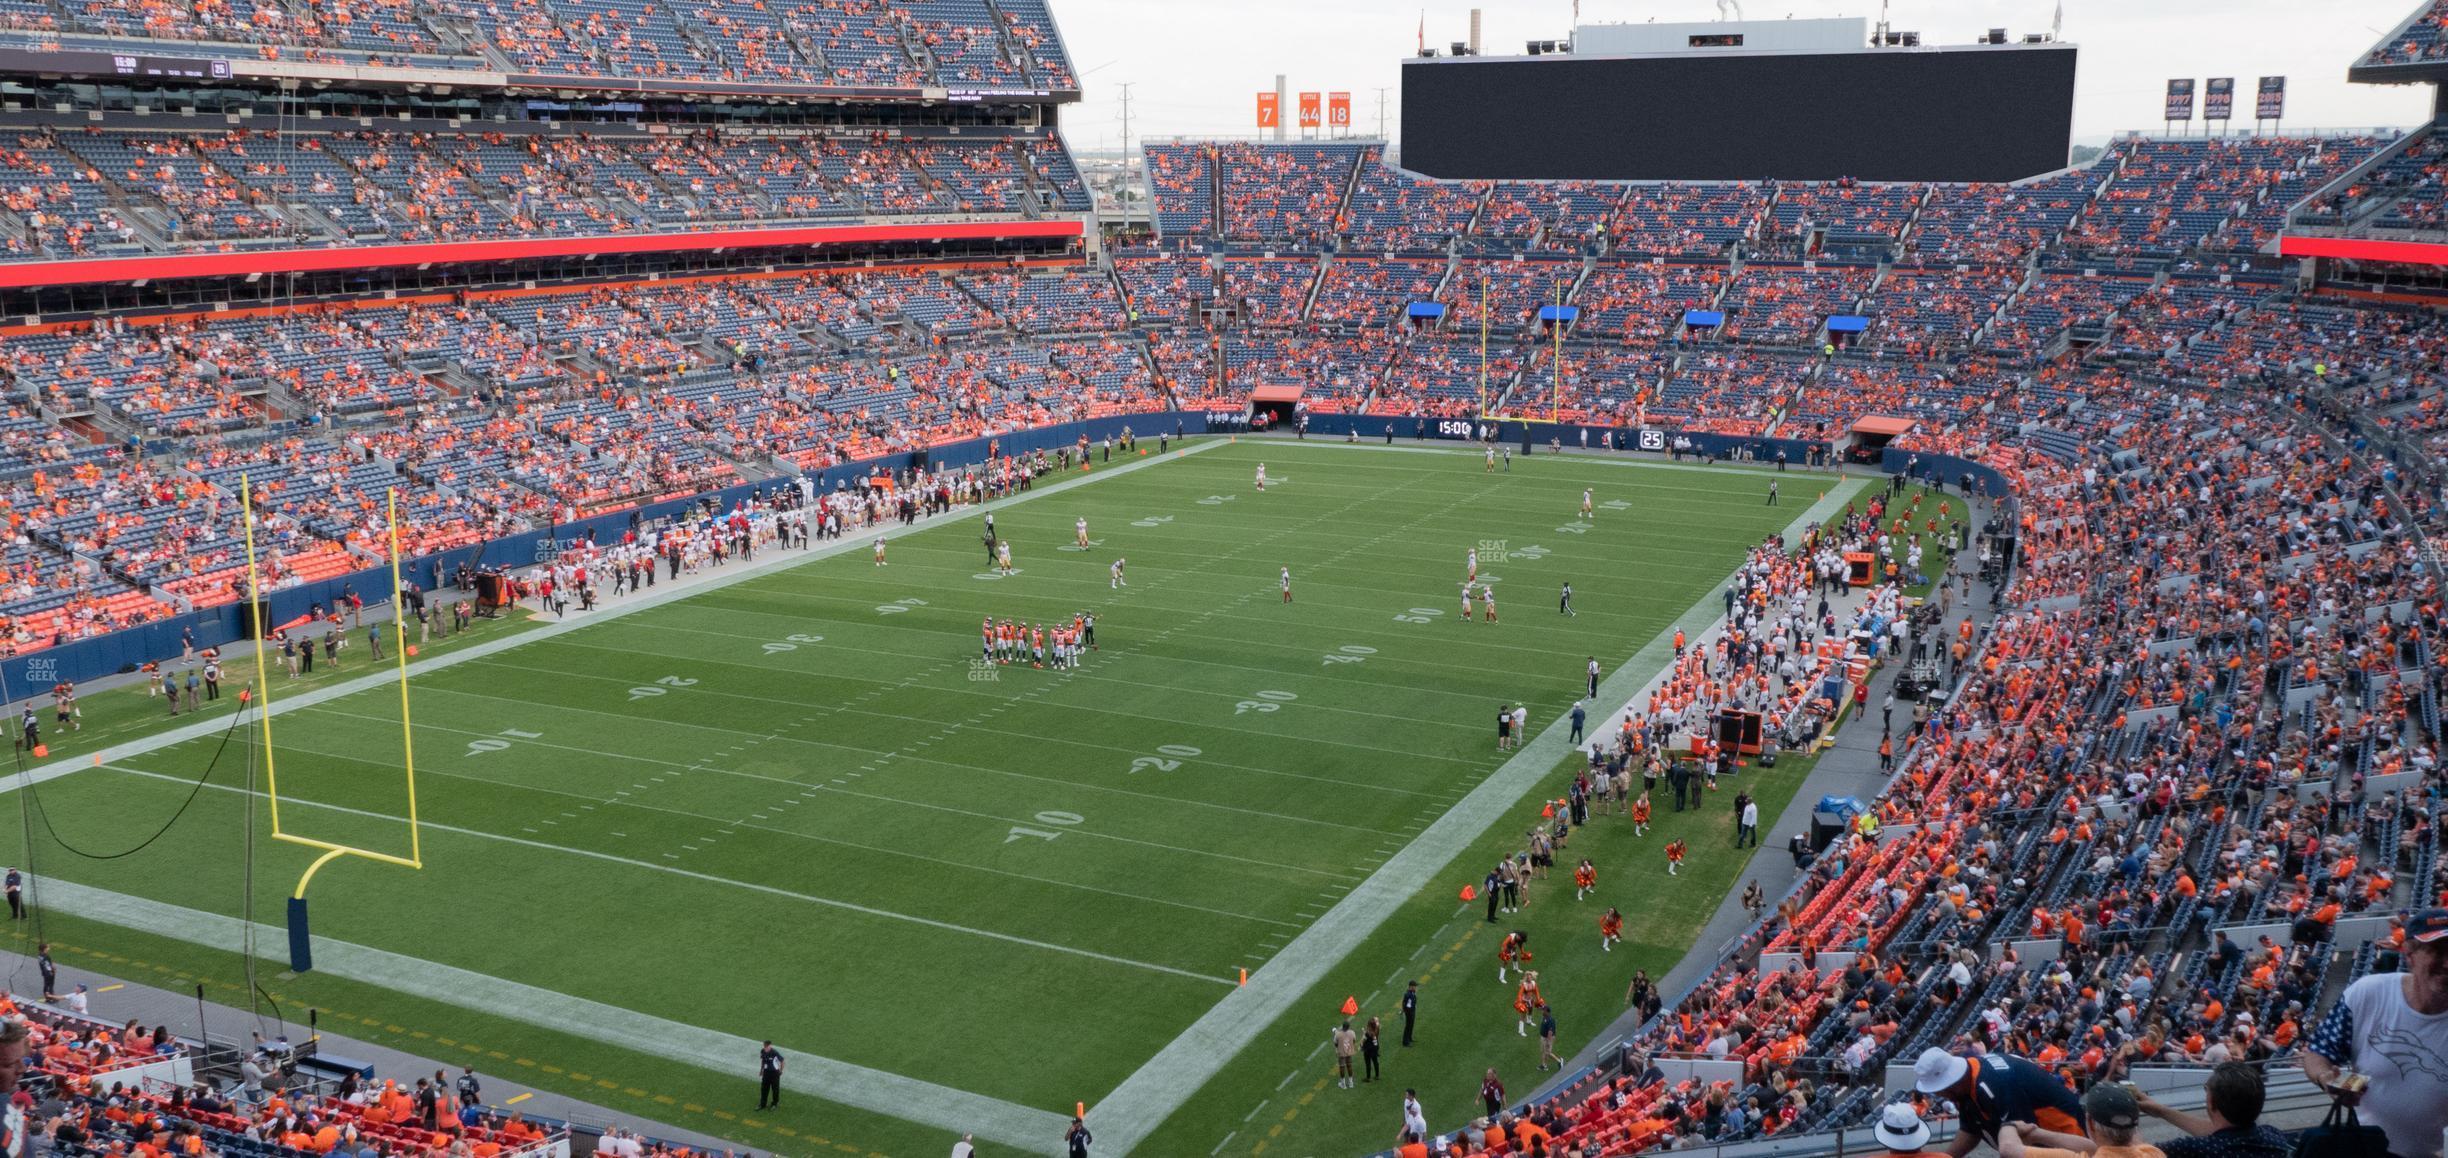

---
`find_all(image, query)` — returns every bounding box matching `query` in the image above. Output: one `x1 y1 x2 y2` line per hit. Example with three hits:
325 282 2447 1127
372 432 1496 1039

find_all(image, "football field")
1 439 1845 1155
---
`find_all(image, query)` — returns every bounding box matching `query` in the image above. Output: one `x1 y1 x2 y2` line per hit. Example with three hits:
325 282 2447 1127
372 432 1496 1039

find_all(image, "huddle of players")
982 613 1095 669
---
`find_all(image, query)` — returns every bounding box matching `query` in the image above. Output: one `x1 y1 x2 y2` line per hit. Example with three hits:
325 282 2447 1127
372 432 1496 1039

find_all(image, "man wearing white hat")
1913 1046 2088 1157
1875 1102 1945 1158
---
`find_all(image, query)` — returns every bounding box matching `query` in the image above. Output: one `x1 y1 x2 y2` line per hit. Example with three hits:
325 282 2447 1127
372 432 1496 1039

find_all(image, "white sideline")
1084 454 1868 1153
32 877 1077 1148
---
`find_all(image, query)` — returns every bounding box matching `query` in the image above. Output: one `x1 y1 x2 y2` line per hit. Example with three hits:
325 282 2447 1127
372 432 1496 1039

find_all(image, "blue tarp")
1683 310 1725 327
1537 305 1580 323
1827 315 1870 333
1407 302 1446 319
1817 795 1865 818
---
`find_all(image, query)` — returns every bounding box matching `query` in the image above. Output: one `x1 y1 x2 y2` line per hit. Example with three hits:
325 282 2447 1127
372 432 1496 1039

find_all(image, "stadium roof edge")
2350 0 2448 83
0 42 1082 104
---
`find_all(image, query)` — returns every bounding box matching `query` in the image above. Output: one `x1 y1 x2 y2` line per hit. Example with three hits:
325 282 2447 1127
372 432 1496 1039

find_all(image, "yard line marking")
799 782 1357 880
504 1094 532 1106
96 761 1238 988
95 984 123 993
1084 475 1870 1153
1211 1130 1238 1155
314 698 1412 835
0 436 1225 802
31 877 1070 1149
241 737 1320 924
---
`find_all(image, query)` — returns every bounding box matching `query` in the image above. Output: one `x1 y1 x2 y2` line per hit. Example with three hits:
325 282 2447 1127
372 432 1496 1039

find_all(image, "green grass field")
0 439 1858 1157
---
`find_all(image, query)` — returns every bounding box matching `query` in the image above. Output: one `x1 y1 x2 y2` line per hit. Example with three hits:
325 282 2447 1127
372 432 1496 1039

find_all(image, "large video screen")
1401 46 2076 183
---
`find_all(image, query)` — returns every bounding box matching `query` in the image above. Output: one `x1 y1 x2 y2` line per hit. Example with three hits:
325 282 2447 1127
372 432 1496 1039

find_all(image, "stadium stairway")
0 946 744 1154
1551 478 2007 1086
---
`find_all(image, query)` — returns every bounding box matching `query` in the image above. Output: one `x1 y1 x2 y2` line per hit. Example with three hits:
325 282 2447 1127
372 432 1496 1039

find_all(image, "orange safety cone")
406 645 418 657
1076 1102 1085 1120
1460 883 1477 901
1340 996 1359 1016
1239 968 1248 986
31 745 46 759
1541 801 1555 818
90 754 99 766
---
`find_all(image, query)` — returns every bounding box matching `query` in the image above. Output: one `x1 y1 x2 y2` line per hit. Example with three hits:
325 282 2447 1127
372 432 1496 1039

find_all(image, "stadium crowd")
0 9 2442 1144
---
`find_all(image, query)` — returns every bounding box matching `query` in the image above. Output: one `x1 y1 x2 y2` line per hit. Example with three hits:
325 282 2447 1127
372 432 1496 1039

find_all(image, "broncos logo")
2368 1027 2448 1085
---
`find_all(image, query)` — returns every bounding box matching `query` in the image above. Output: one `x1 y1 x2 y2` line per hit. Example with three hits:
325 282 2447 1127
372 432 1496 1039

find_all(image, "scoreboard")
1401 43 2076 183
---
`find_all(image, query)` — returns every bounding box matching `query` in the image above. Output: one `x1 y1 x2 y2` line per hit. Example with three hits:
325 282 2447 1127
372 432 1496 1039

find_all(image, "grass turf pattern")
0 440 1819 1155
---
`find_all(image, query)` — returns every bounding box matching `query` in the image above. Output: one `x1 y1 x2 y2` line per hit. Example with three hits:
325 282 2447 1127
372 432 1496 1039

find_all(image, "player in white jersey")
1461 583 1476 622
1075 517 1090 548
1485 445 1496 472
1482 584 1498 623
996 538 1014 575
1581 488 1593 517
873 535 887 565
1466 547 1479 584
1110 557 1126 588
1280 566 1292 603
1255 463 1267 491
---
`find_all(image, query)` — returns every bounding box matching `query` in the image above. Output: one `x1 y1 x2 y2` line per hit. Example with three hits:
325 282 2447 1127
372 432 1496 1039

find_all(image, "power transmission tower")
1373 87 1390 140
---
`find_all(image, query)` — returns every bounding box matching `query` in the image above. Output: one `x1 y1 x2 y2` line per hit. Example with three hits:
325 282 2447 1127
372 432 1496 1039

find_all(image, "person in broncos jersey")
1031 623 1046 668
1280 566 1293 603
1574 859 1596 901
981 617 994 662
1599 906 1623 951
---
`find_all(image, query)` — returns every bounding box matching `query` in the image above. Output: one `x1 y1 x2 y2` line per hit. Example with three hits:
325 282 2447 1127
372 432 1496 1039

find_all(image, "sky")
1048 0 2437 155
